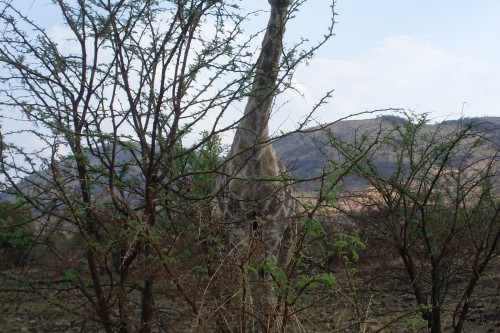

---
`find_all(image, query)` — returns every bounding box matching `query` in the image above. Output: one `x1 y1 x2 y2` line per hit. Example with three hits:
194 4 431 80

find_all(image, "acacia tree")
0 1 335 332
331 113 500 333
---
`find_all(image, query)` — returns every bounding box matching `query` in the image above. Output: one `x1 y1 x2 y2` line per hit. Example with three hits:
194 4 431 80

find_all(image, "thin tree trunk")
140 276 155 333
88 249 114 332
430 305 441 333
430 267 442 333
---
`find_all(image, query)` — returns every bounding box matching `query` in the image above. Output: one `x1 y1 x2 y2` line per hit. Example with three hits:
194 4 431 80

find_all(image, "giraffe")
213 0 297 330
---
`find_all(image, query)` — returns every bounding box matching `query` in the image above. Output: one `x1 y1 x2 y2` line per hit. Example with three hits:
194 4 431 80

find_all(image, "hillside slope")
274 116 500 189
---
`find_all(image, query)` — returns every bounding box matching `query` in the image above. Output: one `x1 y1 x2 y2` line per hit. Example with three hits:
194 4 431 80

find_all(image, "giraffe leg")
243 222 285 333
221 219 263 333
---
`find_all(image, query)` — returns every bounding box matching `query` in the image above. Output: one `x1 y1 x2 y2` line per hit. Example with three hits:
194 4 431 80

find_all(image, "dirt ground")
1 257 499 332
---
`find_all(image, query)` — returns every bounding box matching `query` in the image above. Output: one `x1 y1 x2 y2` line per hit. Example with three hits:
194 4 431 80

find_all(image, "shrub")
0 201 35 269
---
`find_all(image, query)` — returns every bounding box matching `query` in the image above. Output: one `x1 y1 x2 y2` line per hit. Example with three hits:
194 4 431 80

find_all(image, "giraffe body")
214 142 296 268
212 0 296 330
214 0 296 272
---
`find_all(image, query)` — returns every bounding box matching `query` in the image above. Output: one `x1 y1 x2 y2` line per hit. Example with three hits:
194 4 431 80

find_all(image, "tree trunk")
430 267 442 333
140 276 155 333
430 305 441 333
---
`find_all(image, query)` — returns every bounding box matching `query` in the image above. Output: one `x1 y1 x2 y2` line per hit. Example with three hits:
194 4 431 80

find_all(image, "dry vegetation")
0 0 498 331
1 233 498 332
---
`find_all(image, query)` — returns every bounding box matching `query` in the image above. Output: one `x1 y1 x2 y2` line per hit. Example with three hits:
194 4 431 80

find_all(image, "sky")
276 0 500 127
4 0 500 141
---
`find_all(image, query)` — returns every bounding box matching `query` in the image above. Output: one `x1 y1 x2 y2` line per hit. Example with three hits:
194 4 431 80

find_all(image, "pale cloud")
47 25 80 54
291 35 500 124
25 21 500 145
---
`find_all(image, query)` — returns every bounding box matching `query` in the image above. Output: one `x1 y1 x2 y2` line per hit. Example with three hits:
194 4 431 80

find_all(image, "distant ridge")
2 116 499 201
274 116 500 190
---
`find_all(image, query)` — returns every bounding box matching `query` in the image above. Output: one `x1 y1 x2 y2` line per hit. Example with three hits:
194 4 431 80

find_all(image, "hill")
274 115 500 189
2 116 499 202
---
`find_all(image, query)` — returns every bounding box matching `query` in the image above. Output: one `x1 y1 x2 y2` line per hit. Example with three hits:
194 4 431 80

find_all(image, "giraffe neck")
233 5 288 152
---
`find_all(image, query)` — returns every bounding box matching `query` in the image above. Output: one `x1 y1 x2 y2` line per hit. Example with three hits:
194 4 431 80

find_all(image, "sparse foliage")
0 0 336 332
332 113 500 333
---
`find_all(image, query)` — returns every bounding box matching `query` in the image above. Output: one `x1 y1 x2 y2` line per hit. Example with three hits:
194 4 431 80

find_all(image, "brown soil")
1 257 499 332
